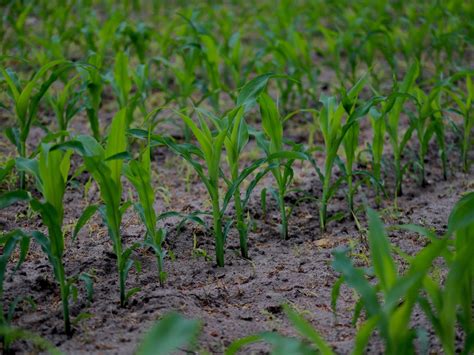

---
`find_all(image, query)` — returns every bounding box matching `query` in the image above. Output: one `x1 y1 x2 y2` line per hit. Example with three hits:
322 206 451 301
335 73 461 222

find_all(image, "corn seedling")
0 230 30 353
341 76 367 216
384 61 419 197
226 304 334 355
332 208 449 354
124 146 167 285
237 73 309 239
48 75 83 139
411 84 446 185
170 108 229 266
110 51 132 112
1 60 74 188
315 75 379 231
137 312 201 355
368 107 385 203
221 106 250 258
66 109 139 306
4 143 81 335
417 192 474 354
0 325 60 355
253 92 304 239
161 107 252 265
446 72 473 172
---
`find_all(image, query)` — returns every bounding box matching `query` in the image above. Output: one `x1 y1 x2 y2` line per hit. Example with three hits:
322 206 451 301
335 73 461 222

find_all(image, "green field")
1 1 473 354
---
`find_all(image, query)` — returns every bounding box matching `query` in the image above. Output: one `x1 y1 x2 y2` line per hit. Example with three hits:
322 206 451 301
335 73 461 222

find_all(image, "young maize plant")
332 208 450 354
80 15 121 141
199 33 222 109
341 76 368 216
0 230 30 353
137 312 201 355
48 75 83 140
161 106 237 266
221 106 250 258
159 102 269 264
80 54 103 141
411 85 446 186
0 60 73 188
226 304 334 355
254 92 303 240
2 143 77 334
176 108 229 266
368 107 385 203
235 73 309 240
315 75 379 231
110 51 132 119
384 61 420 197
124 146 167 285
69 109 139 306
418 192 474 354
117 21 151 64
446 73 473 172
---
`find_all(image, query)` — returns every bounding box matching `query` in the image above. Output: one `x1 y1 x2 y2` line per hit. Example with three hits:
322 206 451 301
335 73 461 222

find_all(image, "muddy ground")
1 100 473 354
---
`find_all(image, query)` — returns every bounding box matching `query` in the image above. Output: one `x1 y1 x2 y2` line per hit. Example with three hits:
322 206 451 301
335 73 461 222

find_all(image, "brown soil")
1 106 473 354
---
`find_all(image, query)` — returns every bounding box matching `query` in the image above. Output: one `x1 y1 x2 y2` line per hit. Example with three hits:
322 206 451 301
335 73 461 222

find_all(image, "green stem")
395 153 403 197
111 222 125 307
234 190 248 259
211 192 224 267
320 190 328 232
347 171 354 215
19 140 26 189
119 263 125 307
419 151 427 187
55 259 70 335
278 185 288 240
157 255 165 286
232 165 248 259
320 169 331 232
463 112 471 172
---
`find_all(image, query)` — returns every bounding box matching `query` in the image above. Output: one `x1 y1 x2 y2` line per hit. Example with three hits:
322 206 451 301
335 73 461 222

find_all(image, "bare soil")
1 107 473 354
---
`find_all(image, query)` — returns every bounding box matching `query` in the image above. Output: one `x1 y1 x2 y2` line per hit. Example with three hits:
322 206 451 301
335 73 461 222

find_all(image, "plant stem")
112 224 125 307
320 188 328 232
278 186 288 240
157 256 165 286
347 173 354 215
463 113 471 172
395 153 403 197
232 165 248 259
234 190 248 259
56 259 71 335
211 193 224 267
320 168 331 232
119 264 125 307
19 140 26 189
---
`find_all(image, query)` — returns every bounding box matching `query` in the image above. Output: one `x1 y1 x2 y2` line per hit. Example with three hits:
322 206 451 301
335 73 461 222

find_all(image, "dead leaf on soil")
313 238 332 248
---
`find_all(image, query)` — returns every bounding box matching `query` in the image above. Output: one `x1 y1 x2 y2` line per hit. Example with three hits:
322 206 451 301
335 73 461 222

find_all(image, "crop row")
0 0 473 353
1 59 473 347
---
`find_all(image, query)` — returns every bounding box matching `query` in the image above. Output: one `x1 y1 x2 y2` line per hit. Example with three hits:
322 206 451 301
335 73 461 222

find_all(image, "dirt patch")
1 107 472 354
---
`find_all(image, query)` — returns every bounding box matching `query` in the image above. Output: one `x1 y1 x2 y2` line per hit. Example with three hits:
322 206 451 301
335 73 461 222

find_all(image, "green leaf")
0 190 31 209
332 249 380 317
283 304 334 354
367 208 397 291
447 192 474 234
114 52 131 107
73 205 99 240
136 313 200 355
105 108 128 188
0 326 61 355
237 73 296 109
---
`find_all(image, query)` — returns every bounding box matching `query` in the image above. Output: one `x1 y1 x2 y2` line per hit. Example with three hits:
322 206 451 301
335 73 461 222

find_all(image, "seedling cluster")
0 1 473 353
